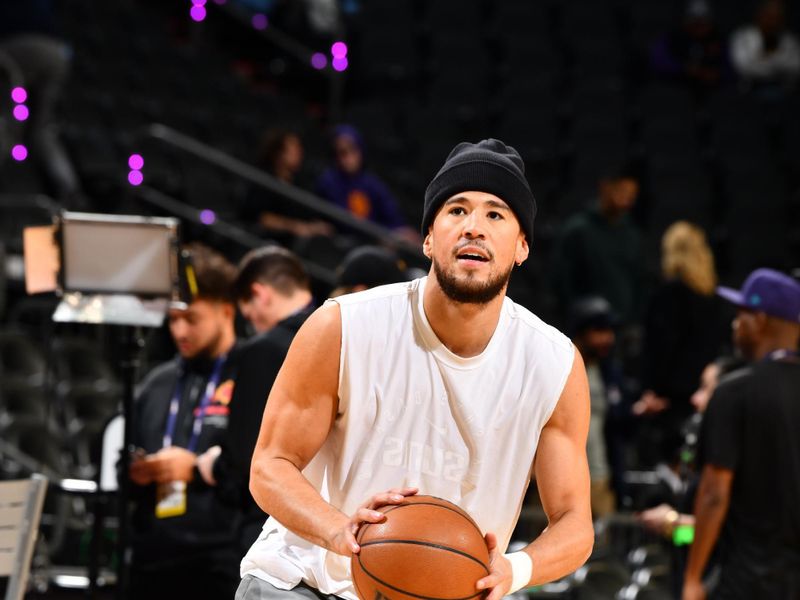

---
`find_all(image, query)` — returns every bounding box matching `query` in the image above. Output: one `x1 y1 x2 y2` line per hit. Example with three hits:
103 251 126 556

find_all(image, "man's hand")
148 447 197 483
476 533 513 600
682 578 707 600
196 445 221 485
633 390 670 416
637 503 676 536
129 454 155 485
328 487 418 557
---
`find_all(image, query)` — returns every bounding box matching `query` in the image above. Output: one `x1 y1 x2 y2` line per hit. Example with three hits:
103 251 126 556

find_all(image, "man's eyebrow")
485 200 511 211
443 197 511 211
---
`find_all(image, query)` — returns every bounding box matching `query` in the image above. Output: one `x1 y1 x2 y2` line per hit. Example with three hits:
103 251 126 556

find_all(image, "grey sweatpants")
235 577 344 600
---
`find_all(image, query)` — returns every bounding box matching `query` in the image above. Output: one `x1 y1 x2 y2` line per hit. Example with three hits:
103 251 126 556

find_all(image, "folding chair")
0 474 48 600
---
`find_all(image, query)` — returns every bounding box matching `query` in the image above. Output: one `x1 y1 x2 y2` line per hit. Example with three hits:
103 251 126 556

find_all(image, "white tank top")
241 277 574 599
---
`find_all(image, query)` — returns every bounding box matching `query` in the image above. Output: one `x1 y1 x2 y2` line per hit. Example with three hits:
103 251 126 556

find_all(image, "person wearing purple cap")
683 268 800 600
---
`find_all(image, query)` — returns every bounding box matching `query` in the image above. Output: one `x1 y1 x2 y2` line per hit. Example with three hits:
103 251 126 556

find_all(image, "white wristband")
504 551 533 594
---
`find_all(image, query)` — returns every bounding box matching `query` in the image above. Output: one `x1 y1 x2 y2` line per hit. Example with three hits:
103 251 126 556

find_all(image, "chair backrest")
0 474 48 600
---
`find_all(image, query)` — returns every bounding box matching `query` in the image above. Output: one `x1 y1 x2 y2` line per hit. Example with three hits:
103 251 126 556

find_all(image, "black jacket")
128 346 244 565
213 306 314 528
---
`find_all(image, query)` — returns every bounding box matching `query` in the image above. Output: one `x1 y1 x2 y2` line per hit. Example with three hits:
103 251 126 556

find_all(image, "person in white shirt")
730 0 800 92
237 139 594 600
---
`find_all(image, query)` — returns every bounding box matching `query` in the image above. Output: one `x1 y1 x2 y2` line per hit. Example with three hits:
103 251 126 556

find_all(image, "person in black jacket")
196 245 315 553
126 243 242 600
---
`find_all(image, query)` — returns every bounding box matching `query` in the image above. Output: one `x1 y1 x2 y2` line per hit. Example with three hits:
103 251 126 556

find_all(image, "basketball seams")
360 539 490 572
353 496 489 600
356 550 487 600
366 499 484 541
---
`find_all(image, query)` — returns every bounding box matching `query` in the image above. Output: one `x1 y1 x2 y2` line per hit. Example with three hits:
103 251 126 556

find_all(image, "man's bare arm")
682 464 733 599
477 349 594 599
249 303 413 556
249 303 351 550
526 348 594 583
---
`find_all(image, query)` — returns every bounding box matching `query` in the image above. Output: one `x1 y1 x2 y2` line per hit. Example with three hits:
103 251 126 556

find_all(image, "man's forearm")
525 509 594 586
250 455 348 550
684 473 730 583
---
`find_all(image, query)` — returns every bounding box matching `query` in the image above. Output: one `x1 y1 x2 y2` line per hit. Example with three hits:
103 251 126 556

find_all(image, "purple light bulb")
190 5 206 21
11 144 27 161
128 170 144 186
199 209 216 225
128 154 144 170
11 87 27 103
311 53 328 70
13 105 29 121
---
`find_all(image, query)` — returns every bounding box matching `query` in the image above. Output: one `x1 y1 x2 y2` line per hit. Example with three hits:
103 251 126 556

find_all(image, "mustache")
453 240 493 260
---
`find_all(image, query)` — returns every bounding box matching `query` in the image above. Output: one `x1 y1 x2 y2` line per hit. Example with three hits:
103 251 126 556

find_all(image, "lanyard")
162 355 226 452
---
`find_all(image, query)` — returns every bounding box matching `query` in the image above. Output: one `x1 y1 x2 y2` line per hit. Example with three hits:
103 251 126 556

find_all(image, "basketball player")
238 140 594 600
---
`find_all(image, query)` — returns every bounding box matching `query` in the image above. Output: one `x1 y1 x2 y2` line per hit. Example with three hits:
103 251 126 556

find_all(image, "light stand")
26 211 182 600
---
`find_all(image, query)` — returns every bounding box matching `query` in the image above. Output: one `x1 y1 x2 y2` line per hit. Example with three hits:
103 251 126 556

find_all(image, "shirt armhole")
545 341 576 426
325 297 348 417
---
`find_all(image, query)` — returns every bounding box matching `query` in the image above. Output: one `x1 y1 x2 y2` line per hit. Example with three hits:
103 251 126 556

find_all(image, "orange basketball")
351 495 490 600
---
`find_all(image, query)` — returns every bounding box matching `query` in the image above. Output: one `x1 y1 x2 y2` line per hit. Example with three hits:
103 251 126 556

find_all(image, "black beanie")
422 139 536 242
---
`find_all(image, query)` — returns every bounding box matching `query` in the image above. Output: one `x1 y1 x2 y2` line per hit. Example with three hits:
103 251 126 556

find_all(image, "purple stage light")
11 87 27 103
128 170 143 186
11 144 27 161
332 57 348 72
331 41 348 58
311 52 328 70
251 13 268 30
192 0 207 5
199 209 216 225
12 104 29 121
128 154 144 170
190 5 206 21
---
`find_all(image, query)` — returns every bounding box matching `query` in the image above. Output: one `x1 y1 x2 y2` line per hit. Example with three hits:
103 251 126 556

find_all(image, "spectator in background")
242 129 334 244
568 296 624 518
196 245 315 553
0 0 81 203
635 222 727 427
316 124 420 243
637 355 745 598
730 0 800 97
650 0 730 91
551 164 644 327
683 268 800 600
126 243 242 600
329 244 409 297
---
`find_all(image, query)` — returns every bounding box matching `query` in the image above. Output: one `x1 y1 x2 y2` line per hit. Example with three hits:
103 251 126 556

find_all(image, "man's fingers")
484 532 498 553
355 507 387 525
386 487 418 497
476 573 502 591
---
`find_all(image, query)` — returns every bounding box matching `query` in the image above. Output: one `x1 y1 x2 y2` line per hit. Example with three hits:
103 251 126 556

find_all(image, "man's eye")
450 207 466 215
488 211 503 220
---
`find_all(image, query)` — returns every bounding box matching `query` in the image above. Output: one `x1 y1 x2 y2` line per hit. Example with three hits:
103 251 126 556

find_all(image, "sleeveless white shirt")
241 277 574 599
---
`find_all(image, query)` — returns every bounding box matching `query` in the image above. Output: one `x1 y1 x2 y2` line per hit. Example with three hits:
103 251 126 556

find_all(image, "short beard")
433 259 513 305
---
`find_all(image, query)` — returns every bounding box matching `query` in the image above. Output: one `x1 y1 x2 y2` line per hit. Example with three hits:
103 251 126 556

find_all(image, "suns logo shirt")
241 277 574 600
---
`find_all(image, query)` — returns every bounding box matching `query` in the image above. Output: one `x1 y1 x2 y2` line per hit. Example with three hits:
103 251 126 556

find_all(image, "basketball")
351 495 490 600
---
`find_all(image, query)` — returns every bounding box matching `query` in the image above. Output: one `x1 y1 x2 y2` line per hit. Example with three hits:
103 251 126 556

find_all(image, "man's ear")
515 234 530 266
423 231 433 259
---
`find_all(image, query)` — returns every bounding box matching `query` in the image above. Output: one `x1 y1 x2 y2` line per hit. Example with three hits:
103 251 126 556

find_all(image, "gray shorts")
235 576 345 600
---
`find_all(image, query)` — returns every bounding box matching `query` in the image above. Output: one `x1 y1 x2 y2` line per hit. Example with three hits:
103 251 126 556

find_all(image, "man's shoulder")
504 298 573 354
330 279 418 308
135 359 179 403
715 364 754 394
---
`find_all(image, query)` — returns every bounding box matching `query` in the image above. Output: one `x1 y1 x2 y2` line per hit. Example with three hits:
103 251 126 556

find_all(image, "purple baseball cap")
717 268 800 323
